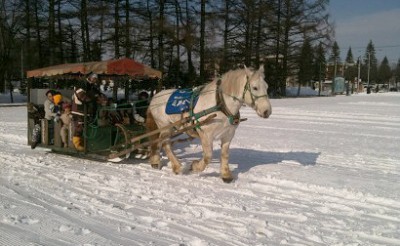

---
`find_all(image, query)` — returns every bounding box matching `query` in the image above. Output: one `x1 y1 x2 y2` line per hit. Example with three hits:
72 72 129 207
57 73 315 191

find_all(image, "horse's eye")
252 87 258 91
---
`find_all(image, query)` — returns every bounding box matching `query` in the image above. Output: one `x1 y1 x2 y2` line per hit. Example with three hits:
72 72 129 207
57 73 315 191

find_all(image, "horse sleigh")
27 59 271 182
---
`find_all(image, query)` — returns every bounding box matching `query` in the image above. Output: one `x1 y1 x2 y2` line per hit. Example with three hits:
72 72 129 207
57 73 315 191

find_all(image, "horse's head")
243 65 272 118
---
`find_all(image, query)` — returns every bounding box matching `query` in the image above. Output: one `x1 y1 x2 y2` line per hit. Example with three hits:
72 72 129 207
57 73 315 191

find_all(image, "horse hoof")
172 166 182 175
222 177 233 183
151 163 159 169
191 160 201 172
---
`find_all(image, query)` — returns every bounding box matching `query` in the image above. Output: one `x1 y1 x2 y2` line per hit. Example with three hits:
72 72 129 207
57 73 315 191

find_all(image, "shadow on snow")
177 146 320 179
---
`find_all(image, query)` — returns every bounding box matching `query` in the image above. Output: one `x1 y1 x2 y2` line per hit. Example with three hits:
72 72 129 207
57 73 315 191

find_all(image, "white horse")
146 65 272 182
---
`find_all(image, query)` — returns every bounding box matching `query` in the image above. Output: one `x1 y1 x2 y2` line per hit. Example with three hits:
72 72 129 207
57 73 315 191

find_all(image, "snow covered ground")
0 93 399 246
0 92 27 105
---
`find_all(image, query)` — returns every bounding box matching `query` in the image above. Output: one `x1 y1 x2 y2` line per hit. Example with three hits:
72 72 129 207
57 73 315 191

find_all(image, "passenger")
52 91 63 122
96 94 109 126
134 91 150 159
60 103 72 148
116 99 133 125
134 91 149 123
53 92 63 118
44 90 63 145
71 73 101 151
44 90 57 120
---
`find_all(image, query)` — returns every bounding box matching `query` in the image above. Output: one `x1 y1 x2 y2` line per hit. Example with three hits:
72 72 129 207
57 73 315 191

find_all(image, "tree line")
1 0 398 96
327 40 400 90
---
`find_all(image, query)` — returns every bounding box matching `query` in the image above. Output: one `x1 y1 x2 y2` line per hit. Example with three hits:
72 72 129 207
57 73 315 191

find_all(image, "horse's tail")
145 107 161 167
146 107 158 134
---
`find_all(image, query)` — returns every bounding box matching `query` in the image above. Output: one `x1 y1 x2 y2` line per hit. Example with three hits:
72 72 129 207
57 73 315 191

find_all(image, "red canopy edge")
26 58 162 79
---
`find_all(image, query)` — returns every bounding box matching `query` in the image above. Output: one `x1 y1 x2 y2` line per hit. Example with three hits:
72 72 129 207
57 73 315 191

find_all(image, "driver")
71 73 101 151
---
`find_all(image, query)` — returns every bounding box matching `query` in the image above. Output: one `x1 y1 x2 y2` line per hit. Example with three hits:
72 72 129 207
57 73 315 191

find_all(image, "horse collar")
216 79 241 125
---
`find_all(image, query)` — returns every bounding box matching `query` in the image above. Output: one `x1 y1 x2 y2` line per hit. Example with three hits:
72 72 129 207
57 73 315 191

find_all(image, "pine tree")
314 42 326 96
329 41 340 79
344 47 357 82
297 38 314 96
329 41 340 64
345 47 354 64
363 40 378 85
378 56 392 89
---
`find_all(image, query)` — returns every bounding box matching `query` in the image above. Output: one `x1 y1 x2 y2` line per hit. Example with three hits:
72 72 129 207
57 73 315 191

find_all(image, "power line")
377 45 400 48
340 44 400 50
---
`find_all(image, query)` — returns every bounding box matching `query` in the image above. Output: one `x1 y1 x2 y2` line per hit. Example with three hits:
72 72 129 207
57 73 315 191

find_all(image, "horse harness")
189 75 267 127
186 79 239 127
215 79 241 125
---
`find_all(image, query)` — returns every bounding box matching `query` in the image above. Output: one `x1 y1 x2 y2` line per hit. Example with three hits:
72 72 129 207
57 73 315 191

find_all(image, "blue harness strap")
165 89 199 115
165 80 242 129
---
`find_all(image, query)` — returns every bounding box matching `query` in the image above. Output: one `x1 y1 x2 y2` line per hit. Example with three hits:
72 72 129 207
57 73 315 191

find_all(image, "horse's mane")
219 67 255 96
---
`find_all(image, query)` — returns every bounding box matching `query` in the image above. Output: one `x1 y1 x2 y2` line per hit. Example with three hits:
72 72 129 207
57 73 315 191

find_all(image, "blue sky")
328 0 400 65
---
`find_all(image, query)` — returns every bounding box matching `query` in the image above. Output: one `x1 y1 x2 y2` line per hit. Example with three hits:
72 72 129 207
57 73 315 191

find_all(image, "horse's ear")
259 64 264 74
244 65 252 76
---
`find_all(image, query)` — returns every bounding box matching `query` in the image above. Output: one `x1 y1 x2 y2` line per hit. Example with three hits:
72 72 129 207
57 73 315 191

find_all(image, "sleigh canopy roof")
27 58 162 79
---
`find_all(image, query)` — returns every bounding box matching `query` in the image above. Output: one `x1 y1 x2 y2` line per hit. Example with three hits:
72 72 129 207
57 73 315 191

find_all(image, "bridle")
232 75 269 107
215 74 268 125
188 73 269 127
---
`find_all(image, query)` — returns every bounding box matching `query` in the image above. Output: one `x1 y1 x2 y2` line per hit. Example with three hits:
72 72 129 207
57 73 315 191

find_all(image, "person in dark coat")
28 103 44 149
71 73 101 151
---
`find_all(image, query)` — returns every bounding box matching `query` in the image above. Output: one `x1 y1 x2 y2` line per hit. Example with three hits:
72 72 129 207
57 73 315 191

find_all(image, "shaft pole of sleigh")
108 113 217 160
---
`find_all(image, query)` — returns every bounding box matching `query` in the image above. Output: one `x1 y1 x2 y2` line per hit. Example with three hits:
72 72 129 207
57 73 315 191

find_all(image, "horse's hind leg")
220 139 233 183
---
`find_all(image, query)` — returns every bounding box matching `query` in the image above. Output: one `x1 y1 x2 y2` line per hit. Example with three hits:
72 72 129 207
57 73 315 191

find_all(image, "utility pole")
275 0 281 97
357 56 361 93
21 46 24 79
318 62 321 97
367 52 371 94
332 59 337 95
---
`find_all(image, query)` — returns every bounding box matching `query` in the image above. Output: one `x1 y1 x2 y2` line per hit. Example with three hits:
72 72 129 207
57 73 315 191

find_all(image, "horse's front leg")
191 132 213 173
220 139 233 183
161 132 183 174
